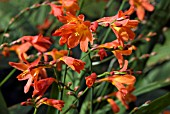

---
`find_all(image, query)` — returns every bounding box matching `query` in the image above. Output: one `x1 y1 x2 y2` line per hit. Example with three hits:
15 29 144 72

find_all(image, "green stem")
62 87 89 114
101 28 112 44
77 0 85 15
100 0 113 18
58 50 70 114
88 51 93 114
119 0 127 11
0 69 16 87
92 55 114 66
33 107 37 114
90 87 93 114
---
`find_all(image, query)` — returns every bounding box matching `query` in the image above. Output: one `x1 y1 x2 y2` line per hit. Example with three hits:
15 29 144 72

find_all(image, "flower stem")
77 0 85 15
0 69 16 87
33 107 37 114
88 51 93 114
119 0 127 11
62 87 89 114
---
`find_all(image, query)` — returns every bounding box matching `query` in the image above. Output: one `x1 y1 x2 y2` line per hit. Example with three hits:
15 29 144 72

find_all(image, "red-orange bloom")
37 18 52 33
2 43 31 61
112 48 132 68
129 0 154 20
108 85 136 109
97 7 139 46
9 55 49 93
40 98 64 111
44 49 68 62
32 78 55 97
96 74 136 94
98 39 120 49
60 56 85 73
85 73 97 88
20 34 52 52
44 49 68 71
59 0 79 15
49 3 63 20
53 13 93 52
107 98 120 113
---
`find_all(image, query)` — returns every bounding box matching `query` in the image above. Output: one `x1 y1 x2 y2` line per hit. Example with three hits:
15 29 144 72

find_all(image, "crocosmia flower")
96 74 136 95
98 49 107 60
59 56 85 73
107 98 120 113
53 13 94 52
108 85 136 109
9 55 49 93
20 34 52 52
59 0 79 15
40 98 64 111
32 78 55 97
97 7 139 46
85 73 97 88
129 0 154 20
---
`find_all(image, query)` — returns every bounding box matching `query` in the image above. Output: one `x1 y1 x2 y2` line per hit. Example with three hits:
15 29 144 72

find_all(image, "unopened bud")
135 71 142 74
67 82 72 87
97 96 102 102
74 86 80 91
77 91 83 98
66 91 74 96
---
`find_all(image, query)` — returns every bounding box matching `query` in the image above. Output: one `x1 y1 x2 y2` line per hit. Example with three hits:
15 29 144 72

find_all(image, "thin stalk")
90 87 93 114
62 87 89 114
88 52 93 114
58 49 70 114
0 69 16 87
118 0 127 11
100 0 113 18
77 0 85 15
101 28 112 44
33 107 37 114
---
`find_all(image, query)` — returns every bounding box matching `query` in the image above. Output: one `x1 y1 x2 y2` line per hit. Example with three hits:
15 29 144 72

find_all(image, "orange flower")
20 34 52 52
44 49 68 71
22 97 64 111
49 3 63 20
44 49 68 62
113 48 132 68
32 78 55 97
59 0 79 15
98 39 120 49
85 73 97 88
9 55 49 93
59 56 85 73
129 0 154 20
108 85 136 109
53 13 93 52
37 18 52 33
40 98 64 111
1 43 31 61
107 98 120 113
97 7 139 46
98 40 135 68
98 49 107 60
96 74 136 94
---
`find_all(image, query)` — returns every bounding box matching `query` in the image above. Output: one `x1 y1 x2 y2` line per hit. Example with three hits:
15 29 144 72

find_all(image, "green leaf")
0 90 9 114
133 79 170 96
8 104 32 114
131 92 170 114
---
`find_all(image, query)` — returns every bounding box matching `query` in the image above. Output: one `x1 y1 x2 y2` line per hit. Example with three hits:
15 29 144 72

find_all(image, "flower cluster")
0 0 156 113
